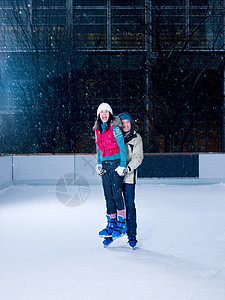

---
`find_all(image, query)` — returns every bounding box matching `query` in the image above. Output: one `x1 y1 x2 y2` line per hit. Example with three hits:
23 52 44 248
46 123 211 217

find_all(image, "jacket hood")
111 115 122 127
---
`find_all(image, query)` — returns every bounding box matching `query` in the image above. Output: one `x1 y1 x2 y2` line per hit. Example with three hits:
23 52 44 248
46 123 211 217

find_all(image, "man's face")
122 119 131 132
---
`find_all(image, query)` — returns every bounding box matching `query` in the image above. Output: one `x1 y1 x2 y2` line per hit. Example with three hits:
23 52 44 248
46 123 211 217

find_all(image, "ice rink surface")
0 181 225 300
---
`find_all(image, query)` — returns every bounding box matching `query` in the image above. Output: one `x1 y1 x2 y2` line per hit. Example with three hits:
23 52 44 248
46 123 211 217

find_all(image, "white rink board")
199 154 225 178
1 153 225 188
13 155 74 182
0 156 12 188
75 154 100 184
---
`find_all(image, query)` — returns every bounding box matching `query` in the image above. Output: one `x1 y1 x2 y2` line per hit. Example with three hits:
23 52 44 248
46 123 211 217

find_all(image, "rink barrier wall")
0 153 225 189
11 154 100 186
0 155 13 189
138 154 199 178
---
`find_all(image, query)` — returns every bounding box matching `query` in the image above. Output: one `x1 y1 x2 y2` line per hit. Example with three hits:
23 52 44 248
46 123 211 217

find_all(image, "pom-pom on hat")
97 103 113 116
119 112 134 122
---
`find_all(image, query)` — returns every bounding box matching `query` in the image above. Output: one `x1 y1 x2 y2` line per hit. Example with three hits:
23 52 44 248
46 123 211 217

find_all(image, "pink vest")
95 125 120 157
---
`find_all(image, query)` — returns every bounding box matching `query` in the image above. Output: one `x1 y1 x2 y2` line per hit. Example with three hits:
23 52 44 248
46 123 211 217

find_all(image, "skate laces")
113 216 126 234
99 217 116 237
105 219 116 231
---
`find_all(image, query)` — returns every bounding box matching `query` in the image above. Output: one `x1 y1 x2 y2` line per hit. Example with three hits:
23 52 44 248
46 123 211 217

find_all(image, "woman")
94 103 127 245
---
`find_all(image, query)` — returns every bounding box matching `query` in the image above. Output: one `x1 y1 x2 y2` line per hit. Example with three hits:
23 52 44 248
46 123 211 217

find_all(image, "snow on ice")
0 181 225 300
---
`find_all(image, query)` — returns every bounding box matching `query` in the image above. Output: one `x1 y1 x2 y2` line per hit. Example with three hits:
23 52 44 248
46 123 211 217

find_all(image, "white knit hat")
97 103 113 116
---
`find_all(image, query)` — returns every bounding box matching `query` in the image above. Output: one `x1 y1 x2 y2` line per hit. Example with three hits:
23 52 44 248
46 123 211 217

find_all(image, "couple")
94 103 143 248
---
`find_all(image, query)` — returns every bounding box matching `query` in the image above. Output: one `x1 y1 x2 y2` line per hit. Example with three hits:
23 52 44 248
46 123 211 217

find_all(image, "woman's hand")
95 164 106 176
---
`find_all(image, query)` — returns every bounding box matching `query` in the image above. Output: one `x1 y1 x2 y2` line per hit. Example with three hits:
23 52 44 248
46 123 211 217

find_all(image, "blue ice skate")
99 215 117 238
128 236 138 250
111 216 127 239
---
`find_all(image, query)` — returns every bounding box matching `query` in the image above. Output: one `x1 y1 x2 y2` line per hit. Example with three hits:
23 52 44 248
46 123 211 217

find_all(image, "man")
119 112 144 248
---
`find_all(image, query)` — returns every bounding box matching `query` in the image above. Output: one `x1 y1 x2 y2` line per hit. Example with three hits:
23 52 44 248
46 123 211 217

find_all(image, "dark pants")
123 183 137 237
102 159 125 215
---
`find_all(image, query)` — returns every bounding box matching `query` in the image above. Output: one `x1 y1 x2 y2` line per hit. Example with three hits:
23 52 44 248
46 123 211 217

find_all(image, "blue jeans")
123 183 137 237
102 159 125 215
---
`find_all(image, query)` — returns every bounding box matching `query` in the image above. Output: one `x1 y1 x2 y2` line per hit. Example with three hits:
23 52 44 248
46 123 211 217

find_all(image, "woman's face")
100 110 110 123
122 119 131 132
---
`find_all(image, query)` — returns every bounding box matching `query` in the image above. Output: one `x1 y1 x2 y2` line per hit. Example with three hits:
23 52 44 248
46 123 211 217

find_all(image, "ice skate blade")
111 233 126 240
128 244 137 250
99 234 112 238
